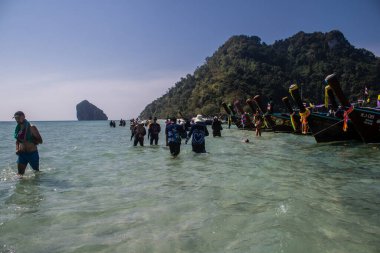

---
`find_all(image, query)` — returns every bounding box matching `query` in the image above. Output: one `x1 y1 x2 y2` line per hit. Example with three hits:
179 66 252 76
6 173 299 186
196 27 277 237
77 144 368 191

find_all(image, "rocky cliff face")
76 100 108 120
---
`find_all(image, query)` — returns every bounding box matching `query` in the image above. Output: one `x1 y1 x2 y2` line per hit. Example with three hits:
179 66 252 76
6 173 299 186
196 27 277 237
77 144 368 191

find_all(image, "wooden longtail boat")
246 98 257 115
270 113 297 133
252 95 275 129
289 84 361 143
252 95 294 133
222 102 231 115
234 100 255 129
222 102 242 128
325 85 339 110
325 74 380 143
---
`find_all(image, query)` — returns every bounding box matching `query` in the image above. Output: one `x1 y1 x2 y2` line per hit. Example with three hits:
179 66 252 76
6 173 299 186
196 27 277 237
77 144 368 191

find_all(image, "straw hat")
194 114 204 123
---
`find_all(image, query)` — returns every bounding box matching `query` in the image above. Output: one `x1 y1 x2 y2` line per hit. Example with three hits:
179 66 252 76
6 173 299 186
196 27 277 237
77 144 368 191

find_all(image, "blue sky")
0 0 379 121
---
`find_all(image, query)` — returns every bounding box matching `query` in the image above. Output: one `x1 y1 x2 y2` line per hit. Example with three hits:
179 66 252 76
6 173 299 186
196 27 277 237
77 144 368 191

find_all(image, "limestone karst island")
76 100 108 121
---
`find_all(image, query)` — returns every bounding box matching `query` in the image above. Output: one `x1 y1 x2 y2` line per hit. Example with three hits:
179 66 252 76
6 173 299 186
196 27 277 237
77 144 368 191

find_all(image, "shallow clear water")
1 121 379 253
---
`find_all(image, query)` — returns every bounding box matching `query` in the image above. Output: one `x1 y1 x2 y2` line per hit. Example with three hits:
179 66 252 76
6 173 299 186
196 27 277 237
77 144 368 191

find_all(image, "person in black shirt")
148 117 161 145
133 121 146 146
211 116 222 137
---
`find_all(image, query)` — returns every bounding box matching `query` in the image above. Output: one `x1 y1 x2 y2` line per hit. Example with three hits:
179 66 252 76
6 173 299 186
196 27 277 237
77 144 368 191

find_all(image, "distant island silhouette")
76 100 108 120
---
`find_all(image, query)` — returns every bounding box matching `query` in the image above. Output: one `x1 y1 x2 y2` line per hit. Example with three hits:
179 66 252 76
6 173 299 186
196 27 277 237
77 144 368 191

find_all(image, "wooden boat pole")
227 103 237 116
252 95 264 112
222 102 232 115
225 102 243 128
282 96 294 114
282 96 299 132
253 95 274 129
325 74 351 108
326 86 339 110
234 100 254 128
246 98 257 113
233 100 245 115
289 84 306 113
289 84 311 134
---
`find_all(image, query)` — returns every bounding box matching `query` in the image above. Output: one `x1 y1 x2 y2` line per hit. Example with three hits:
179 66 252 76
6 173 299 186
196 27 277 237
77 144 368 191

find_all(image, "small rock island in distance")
76 100 108 121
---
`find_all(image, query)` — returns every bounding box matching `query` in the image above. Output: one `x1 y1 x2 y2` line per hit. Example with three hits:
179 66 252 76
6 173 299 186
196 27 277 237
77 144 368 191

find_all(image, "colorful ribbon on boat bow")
290 112 297 131
299 109 310 134
324 85 331 108
343 106 354 132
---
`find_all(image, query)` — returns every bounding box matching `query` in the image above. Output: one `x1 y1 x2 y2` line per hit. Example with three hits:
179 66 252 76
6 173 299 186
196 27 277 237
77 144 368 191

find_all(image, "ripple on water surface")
0 121 379 253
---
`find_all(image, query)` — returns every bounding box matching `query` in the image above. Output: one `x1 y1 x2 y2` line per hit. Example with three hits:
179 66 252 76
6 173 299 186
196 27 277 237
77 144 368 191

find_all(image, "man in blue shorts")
13 111 43 176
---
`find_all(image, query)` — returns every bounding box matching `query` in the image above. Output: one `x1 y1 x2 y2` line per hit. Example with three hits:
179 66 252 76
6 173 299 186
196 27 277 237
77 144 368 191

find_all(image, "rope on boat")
312 118 345 136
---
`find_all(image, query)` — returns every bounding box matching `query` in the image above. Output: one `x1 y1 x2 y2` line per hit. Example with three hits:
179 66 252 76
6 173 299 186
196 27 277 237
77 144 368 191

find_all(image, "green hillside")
140 30 380 119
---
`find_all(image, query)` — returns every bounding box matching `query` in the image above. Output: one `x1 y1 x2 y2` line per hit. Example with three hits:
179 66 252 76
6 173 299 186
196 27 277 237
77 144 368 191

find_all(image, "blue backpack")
168 125 181 143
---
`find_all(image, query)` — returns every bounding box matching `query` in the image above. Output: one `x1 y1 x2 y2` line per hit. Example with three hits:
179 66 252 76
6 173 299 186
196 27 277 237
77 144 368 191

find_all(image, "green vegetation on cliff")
140 30 380 119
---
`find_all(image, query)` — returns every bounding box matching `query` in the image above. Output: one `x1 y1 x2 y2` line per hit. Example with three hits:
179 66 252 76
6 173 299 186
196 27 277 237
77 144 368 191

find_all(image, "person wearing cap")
148 117 161 145
133 121 146 146
186 114 209 153
13 111 43 176
165 117 186 157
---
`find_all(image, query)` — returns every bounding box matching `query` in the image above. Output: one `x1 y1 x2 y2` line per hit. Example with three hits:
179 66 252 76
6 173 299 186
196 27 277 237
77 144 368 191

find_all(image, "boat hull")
348 107 380 143
308 113 361 143
325 73 380 143
271 113 296 133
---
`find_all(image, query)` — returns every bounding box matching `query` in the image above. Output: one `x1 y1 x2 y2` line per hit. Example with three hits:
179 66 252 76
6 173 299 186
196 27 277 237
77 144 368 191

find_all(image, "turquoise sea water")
0 121 379 253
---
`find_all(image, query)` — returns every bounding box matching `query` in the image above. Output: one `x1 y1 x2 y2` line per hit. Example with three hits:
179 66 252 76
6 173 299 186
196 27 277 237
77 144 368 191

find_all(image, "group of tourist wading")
11 74 380 177
126 115 223 157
